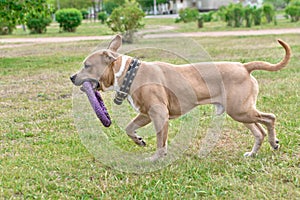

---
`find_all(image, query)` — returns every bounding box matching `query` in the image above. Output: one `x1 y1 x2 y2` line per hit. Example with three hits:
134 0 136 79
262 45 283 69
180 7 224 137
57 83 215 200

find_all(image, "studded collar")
114 58 141 105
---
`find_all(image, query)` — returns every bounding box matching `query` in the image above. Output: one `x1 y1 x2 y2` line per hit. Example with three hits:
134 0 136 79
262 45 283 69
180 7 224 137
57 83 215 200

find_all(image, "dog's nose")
70 74 77 83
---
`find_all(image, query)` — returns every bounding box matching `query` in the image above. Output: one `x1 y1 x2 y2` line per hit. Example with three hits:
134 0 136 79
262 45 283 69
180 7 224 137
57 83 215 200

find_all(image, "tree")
253 7 263 25
232 3 244 27
107 0 145 43
0 0 52 35
175 8 199 23
0 0 23 34
244 6 253 27
263 3 275 23
25 0 52 34
47 0 93 9
263 0 288 9
137 0 167 11
285 0 300 22
103 0 125 14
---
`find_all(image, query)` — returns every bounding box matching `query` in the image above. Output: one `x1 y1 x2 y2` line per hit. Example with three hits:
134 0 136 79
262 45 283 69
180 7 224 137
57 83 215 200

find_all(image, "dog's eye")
84 64 91 69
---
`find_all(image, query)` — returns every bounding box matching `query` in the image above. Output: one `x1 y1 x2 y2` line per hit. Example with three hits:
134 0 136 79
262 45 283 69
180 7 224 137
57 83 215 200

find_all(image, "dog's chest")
127 95 140 112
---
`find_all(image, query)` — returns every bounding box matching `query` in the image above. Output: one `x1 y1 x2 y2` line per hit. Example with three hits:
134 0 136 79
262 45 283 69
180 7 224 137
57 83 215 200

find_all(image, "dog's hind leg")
126 114 151 146
257 112 280 150
243 123 266 157
229 109 279 156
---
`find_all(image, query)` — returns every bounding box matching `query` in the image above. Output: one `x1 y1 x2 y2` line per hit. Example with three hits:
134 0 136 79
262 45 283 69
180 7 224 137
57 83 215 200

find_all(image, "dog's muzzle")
70 74 77 84
70 74 100 91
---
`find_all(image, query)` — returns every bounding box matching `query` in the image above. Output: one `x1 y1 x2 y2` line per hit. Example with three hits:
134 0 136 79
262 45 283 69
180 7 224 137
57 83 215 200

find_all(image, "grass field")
0 29 299 199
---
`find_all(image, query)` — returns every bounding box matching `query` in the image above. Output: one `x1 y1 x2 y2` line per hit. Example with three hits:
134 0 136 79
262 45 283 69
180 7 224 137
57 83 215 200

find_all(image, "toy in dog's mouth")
81 81 111 127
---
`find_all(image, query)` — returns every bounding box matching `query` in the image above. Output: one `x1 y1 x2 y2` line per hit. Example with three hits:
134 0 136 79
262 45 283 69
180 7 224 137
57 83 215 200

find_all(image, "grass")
0 31 299 199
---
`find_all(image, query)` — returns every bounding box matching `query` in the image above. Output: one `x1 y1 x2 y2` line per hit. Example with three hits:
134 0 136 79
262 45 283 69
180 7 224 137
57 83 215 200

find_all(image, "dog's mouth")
80 78 100 92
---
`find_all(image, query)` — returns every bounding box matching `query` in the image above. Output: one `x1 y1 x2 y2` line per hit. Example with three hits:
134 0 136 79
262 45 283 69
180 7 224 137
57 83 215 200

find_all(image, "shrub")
285 0 300 22
285 5 300 21
197 15 204 28
107 1 145 43
0 0 50 35
98 12 108 24
217 6 227 21
252 7 263 25
176 8 199 23
55 8 82 32
264 0 287 9
202 11 215 22
103 0 125 14
262 3 275 23
232 3 244 27
244 6 253 27
224 3 244 27
26 12 52 34
224 4 235 26
81 9 89 19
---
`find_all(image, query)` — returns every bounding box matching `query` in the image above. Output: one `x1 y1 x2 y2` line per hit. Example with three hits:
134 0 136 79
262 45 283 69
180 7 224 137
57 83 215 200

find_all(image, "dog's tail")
244 39 291 73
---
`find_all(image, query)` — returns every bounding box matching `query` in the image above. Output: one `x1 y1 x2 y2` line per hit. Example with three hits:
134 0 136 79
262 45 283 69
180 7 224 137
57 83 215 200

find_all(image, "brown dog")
71 35 291 161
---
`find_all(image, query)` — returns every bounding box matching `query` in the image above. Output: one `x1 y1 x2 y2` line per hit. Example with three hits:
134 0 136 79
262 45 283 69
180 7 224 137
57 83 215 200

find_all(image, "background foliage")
55 8 83 32
0 0 52 35
107 0 145 43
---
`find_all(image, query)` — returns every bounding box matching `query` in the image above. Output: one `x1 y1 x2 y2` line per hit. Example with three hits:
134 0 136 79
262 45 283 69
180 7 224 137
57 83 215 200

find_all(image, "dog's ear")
107 35 122 52
103 51 117 64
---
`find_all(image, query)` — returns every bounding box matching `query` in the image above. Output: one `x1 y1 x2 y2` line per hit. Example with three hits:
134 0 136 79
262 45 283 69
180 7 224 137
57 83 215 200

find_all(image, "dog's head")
70 35 122 91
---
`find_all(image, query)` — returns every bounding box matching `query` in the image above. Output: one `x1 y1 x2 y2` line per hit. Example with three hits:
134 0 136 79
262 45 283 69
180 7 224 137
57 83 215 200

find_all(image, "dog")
71 35 291 161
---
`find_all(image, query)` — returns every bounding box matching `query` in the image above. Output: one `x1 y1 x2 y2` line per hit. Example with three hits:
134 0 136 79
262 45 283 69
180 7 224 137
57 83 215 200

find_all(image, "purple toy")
82 81 111 127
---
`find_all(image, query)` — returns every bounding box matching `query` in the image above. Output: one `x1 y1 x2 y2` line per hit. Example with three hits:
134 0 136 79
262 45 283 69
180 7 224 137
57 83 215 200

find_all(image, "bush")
81 9 89 19
55 8 82 32
224 4 234 26
176 8 199 23
0 0 50 35
197 15 204 28
107 1 145 43
285 0 300 22
285 5 300 21
224 3 244 27
202 11 215 22
252 7 263 25
26 12 52 34
232 3 244 27
244 6 253 27
0 21 15 35
98 12 108 24
264 0 288 9
262 3 275 23
217 6 227 21
103 0 125 14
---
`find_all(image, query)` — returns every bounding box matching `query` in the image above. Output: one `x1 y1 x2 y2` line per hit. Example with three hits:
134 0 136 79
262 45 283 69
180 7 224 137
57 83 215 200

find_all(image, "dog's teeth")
80 87 86 92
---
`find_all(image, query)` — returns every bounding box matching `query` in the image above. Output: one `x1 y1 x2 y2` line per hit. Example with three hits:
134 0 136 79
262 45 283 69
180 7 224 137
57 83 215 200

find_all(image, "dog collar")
114 58 141 105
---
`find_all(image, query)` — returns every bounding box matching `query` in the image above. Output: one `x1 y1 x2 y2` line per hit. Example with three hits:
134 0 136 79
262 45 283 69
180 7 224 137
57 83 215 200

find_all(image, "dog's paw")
273 144 280 150
244 152 256 157
135 136 146 147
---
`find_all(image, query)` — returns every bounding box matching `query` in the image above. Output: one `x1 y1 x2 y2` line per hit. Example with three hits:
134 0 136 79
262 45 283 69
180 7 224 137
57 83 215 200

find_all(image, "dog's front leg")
125 114 151 146
148 104 169 161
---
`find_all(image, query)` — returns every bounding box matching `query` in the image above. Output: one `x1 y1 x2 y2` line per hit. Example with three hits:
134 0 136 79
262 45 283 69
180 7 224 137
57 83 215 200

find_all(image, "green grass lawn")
0 34 299 199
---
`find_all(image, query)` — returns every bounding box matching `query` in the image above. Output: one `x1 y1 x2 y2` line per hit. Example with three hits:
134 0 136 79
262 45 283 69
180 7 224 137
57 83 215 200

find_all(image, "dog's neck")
113 55 132 91
101 55 132 91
